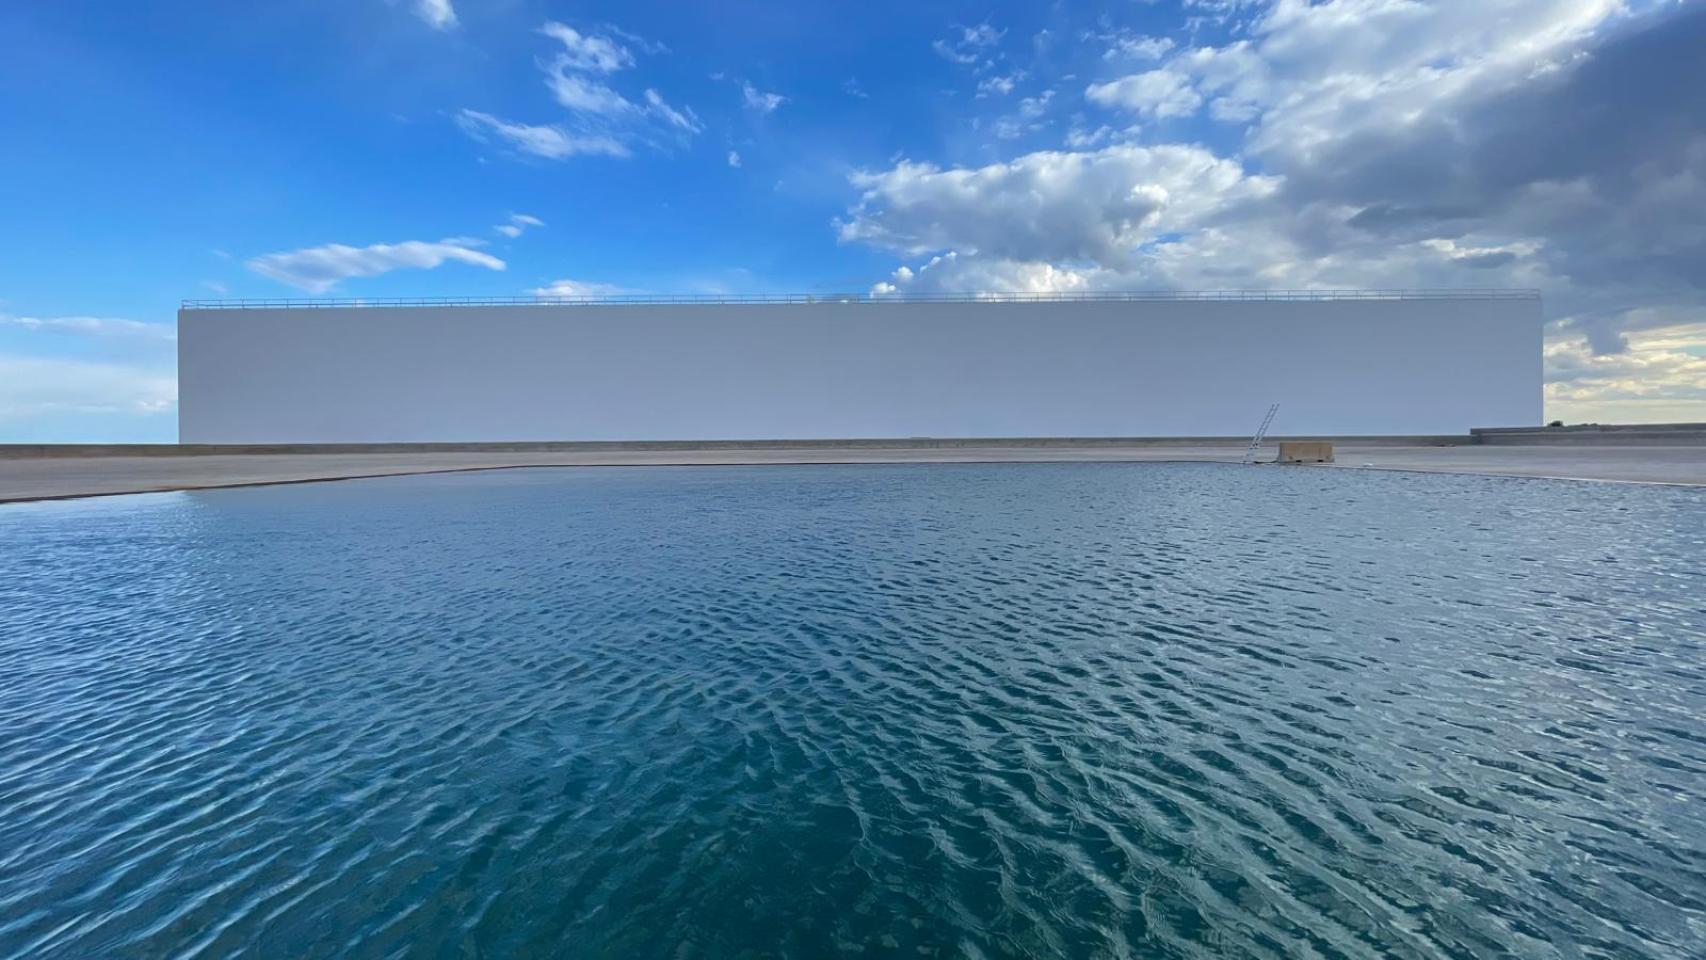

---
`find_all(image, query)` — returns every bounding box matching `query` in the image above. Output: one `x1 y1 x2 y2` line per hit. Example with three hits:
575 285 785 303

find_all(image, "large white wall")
177 297 1541 442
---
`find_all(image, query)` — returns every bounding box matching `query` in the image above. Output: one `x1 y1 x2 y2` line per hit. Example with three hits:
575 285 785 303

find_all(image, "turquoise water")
1 463 1703 959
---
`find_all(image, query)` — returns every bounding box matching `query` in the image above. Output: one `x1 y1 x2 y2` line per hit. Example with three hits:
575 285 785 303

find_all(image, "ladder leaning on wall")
1242 404 1280 464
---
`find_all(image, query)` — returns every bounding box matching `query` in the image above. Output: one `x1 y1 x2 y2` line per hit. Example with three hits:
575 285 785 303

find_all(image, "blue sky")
2 0 1703 442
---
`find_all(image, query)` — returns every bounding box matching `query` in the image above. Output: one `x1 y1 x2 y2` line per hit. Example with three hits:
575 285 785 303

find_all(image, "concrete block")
1278 441 1335 463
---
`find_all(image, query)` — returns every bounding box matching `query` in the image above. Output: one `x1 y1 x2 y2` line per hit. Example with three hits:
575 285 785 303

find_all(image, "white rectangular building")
177 292 1542 443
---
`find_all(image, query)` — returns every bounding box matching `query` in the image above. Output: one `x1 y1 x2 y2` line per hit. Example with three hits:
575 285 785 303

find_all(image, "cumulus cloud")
1085 69 1202 118
727 150 741 168
844 1 1706 418
899 0 1693 300
1419 237 1537 270
985 90 1058 140
494 213 545 238
246 239 505 293
1101 33 1174 61
1063 124 1141 149
840 144 1278 267
1158 0 1706 357
413 0 456 31
1546 322 1706 422
871 252 1102 297
458 22 697 162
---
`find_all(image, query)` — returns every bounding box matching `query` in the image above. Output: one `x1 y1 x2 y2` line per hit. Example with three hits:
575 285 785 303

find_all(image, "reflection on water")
1 464 1702 958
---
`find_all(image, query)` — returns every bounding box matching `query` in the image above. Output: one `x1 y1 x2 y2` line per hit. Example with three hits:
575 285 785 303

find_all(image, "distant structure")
177 291 1542 443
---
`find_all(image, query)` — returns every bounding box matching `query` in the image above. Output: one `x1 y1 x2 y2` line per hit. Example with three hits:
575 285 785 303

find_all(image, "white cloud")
933 23 1003 65
247 239 505 293
1146 0 1627 172
0 354 175 419
977 74 1020 97
932 44 978 65
870 252 1102 296
1087 26 1175 62
456 110 628 159
1420 237 1538 270
986 90 1057 140
727 150 742 168
741 81 786 114
644 89 700 131
413 0 456 31
1122 0 1706 364
546 72 636 118
538 21 633 73
1086 69 1203 118
840 143 1278 266
1017 90 1053 120
530 279 628 298
843 1 1706 418
840 156 1554 301
0 313 178 426
1545 322 1706 422
1112 35 1175 61
458 21 696 162
0 314 175 340
537 23 697 132
1064 124 1141 149
494 213 545 238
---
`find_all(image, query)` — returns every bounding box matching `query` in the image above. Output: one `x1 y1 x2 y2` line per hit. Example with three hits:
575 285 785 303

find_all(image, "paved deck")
2 442 1702 504
1316 444 1706 485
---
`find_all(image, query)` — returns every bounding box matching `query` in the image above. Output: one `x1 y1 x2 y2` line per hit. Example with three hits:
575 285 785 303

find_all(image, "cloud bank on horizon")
0 0 1702 438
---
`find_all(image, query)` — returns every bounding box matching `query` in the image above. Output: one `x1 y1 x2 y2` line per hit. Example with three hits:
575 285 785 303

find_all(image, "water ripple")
1 463 1703 958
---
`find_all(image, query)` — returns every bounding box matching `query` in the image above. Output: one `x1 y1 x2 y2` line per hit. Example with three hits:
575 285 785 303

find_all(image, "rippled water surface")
2 464 1704 959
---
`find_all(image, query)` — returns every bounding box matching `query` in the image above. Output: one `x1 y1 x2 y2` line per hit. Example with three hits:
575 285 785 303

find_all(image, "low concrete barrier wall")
14 428 1702 460
1278 441 1336 463
1472 423 1706 445
0 435 1475 459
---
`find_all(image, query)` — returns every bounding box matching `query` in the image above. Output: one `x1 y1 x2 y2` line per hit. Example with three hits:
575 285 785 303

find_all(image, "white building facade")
177 292 1542 443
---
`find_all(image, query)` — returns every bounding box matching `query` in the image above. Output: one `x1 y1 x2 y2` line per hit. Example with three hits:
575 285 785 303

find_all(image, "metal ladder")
1242 403 1279 464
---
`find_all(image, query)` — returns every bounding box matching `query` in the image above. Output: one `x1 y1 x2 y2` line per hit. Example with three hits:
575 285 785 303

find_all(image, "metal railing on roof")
180 289 1542 310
